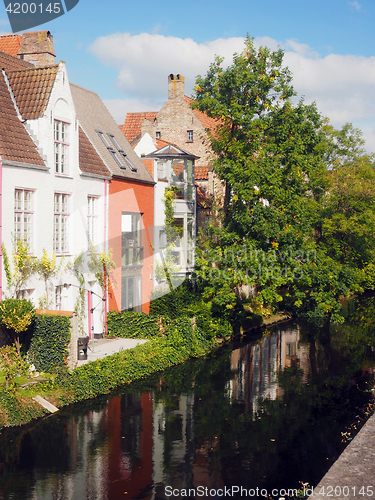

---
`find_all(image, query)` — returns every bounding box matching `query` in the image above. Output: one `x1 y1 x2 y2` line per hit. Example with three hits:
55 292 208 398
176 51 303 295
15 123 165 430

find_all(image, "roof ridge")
70 82 100 96
7 63 59 73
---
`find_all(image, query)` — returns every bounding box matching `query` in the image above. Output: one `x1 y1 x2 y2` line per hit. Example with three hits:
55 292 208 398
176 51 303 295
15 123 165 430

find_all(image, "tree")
192 37 367 324
34 250 63 309
2 240 35 299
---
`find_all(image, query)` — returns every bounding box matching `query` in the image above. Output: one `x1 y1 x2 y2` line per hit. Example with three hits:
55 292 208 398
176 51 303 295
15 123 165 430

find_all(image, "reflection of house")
227 325 310 414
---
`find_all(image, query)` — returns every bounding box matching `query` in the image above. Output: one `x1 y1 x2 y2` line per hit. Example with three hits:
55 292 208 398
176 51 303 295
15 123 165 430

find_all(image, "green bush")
27 315 70 372
0 299 35 356
58 322 216 404
107 310 160 338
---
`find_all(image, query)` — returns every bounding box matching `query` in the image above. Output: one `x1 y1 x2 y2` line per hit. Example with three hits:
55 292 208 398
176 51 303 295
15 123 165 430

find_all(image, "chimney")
17 31 56 67
168 74 185 100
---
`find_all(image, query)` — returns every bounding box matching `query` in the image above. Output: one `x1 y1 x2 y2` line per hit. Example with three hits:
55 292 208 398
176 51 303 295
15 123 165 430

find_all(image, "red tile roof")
0 71 45 166
120 112 157 142
0 35 22 58
184 95 219 134
0 50 34 71
196 184 212 208
195 166 210 180
78 127 111 177
7 65 59 119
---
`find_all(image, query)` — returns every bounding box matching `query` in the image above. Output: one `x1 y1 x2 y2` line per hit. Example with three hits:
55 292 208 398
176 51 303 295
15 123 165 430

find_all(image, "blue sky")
1 0 375 150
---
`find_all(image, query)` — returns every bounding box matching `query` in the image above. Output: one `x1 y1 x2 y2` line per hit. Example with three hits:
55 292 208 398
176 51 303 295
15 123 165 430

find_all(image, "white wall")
2 63 107 336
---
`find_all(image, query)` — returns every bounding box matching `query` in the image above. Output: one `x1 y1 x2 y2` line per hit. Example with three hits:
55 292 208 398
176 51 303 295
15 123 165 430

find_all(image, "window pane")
187 160 193 183
172 160 184 182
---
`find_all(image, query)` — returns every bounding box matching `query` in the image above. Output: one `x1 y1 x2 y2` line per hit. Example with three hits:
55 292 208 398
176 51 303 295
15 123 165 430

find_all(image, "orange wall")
108 177 154 314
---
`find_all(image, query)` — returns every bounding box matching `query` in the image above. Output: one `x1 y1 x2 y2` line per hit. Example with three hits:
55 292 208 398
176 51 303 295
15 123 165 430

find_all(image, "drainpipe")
0 162 2 301
104 179 108 333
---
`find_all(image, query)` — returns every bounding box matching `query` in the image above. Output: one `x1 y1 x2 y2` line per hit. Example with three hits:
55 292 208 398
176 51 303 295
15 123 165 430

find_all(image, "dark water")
1 296 375 500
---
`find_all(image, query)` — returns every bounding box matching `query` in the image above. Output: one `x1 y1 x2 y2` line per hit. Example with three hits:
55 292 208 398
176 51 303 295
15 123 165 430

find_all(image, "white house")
134 133 197 289
0 48 110 336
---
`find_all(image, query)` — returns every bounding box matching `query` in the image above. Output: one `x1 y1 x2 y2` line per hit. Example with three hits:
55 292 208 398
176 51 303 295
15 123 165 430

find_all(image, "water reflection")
1 307 375 499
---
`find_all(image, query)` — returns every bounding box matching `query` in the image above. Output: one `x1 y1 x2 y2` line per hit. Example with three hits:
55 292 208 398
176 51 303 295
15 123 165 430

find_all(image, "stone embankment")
310 412 375 499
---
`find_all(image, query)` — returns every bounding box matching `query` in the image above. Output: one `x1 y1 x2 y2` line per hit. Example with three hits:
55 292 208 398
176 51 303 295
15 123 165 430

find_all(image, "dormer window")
187 130 193 142
54 120 69 174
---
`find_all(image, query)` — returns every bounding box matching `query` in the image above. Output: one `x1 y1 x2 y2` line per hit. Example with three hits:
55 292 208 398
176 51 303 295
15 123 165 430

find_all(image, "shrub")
0 345 25 391
0 299 35 356
27 315 70 372
107 310 160 338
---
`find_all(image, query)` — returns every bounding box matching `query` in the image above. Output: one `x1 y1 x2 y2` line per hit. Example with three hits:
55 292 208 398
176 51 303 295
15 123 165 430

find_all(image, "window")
14 189 33 245
54 193 69 253
54 120 69 174
121 275 142 312
157 160 167 180
96 130 138 172
87 196 98 246
55 285 62 310
121 213 143 267
187 130 193 142
156 131 161 139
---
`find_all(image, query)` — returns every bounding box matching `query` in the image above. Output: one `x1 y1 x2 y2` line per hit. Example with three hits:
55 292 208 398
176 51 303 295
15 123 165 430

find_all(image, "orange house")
71 84 155 314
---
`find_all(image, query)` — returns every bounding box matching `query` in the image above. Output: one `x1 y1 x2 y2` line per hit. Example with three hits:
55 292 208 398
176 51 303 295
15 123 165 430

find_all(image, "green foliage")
192 36 375 325
155 188 181 286
34 250 63 309
0 345 26 391
107 310 160 338
1 241 35 298
26 315 70 372
87 246 116 296
363 263 375 290
57 325 215 404
320 164 375 267
68 252 87 335
0 299 35 356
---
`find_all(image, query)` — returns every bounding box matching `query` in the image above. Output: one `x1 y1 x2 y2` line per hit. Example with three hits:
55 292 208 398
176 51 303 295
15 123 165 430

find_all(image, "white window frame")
187 130 193 142
14 189 34 246
54 193 70 253
54 120 69 175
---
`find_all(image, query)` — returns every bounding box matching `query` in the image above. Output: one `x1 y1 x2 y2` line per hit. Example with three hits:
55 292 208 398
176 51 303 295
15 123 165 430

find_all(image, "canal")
1 295 375 499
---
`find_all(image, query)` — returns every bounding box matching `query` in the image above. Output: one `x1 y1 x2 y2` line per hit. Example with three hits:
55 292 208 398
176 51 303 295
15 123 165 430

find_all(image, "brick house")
121 74 221 200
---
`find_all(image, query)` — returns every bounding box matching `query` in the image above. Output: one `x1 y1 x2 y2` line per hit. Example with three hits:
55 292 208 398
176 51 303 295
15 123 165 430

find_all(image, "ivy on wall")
107 310 160 338
26 315 71 372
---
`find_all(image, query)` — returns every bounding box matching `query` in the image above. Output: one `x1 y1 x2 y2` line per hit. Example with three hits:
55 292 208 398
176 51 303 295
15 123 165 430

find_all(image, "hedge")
26 315 70 372
107 310 160 338
56 321 216 404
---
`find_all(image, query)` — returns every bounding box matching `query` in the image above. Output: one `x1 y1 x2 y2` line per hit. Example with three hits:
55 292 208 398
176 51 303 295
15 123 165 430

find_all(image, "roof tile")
7 65 58 119
0 35 22 57
0 50 34 71
79 127 111 177
120 112 157 142
0 71 45 166
184 95 219 134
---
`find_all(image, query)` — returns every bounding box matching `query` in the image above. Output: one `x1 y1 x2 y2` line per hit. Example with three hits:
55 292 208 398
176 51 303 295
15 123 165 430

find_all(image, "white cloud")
103 98 164 124
349 1 362 10
90 33 375 152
